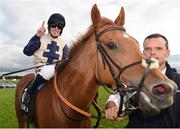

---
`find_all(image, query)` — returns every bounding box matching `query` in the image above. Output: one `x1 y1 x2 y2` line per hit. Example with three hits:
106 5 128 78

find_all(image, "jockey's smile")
50 27 61 38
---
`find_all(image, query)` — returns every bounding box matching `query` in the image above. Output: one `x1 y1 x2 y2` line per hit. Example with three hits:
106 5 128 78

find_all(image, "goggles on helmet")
49 22 63 30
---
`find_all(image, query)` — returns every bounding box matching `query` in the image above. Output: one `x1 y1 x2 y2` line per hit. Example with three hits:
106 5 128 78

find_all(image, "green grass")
0 87 128 128
0 88 18 128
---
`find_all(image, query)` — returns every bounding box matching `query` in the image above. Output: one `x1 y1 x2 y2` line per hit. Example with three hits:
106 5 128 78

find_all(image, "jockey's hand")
105 101 124 121
36 21 46 37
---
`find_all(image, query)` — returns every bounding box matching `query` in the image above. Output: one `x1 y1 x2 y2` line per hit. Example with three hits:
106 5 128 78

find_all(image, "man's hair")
144 33 169 49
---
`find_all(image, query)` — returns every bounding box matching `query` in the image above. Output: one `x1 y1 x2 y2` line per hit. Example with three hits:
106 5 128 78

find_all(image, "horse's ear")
91 4 101 27
114 7 125 26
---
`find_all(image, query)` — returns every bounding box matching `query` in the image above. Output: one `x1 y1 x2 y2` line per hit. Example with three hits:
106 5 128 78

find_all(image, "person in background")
21 13 69 113
105 33 180 128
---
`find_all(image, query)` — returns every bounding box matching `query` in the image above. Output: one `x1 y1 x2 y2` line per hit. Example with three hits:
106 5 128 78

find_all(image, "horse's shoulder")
56 60 69 73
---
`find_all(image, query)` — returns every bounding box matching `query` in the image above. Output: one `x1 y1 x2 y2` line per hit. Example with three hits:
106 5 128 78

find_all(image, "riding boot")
21 74 47 112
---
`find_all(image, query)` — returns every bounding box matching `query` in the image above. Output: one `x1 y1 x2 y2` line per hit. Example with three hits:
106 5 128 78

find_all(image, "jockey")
21 13 69 112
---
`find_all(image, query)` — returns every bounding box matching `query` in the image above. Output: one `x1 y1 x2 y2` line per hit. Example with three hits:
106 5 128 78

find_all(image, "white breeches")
36 64 55 80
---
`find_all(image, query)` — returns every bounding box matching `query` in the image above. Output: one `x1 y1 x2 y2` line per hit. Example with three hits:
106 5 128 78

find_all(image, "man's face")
143 37 170 66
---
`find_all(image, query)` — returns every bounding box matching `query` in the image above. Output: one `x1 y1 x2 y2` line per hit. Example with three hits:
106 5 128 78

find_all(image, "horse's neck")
58 42 98 109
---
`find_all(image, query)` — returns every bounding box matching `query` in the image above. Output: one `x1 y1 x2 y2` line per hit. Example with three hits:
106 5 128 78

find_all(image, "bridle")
53 26 156 123
95 26 156 116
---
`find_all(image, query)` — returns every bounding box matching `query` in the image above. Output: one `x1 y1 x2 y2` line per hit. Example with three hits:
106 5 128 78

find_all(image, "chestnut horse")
15 4 177 128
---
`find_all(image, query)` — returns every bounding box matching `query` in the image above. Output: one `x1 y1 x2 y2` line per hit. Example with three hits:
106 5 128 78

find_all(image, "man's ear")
166 49 170 58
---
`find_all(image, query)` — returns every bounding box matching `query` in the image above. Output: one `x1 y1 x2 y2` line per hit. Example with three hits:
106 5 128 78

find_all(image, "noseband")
95 26 155 116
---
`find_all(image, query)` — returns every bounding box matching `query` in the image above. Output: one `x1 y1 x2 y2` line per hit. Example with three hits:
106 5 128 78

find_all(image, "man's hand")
105 101 124 121
36 21 46 37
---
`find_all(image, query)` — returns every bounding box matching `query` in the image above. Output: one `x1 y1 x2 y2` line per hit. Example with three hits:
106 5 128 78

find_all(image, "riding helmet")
48 13 66 35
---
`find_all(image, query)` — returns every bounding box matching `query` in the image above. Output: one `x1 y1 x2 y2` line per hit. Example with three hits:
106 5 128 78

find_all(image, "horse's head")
91 4 177 115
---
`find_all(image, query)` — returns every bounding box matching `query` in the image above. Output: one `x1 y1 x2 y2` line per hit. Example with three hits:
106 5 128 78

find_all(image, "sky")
0 0 180 75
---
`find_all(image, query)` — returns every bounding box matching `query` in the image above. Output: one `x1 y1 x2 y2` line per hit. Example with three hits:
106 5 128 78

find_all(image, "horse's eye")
106 41 117 49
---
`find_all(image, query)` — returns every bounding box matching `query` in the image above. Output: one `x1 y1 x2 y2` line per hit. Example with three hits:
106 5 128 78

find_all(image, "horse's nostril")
153 85 168 95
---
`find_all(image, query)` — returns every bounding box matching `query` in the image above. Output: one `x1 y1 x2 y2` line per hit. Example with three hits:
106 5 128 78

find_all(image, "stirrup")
21 103 29 113
21 88 31 113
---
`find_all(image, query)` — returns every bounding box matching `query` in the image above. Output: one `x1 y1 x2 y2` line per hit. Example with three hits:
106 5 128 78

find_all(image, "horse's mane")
56 18 113 73
56 24 95 73
68 25 95 61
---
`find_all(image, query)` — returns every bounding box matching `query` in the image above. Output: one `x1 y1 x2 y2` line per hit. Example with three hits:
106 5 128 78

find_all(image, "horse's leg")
15 86 27 127
15 87 28 127
16 95 29 128
17 117 29 128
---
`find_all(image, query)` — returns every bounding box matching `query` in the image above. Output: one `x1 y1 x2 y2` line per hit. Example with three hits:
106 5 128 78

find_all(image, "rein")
2 60 62 77
53 72 91 117
53 72 107 124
